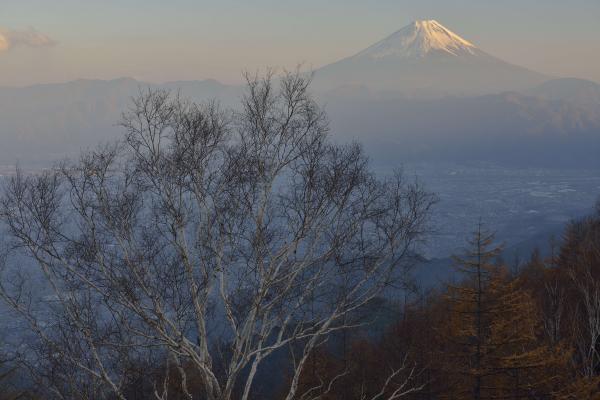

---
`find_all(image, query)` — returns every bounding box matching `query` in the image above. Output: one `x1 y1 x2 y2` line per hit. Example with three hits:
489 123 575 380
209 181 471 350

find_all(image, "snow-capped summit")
314 19 548 96
355 20 477 59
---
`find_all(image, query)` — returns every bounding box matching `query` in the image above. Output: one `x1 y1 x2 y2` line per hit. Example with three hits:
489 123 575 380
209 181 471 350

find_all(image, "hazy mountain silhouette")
325 91 600 167
525 78 600 112
0 78 240 166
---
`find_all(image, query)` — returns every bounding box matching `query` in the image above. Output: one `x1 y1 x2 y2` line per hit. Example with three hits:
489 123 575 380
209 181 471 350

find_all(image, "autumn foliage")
291 211 600 400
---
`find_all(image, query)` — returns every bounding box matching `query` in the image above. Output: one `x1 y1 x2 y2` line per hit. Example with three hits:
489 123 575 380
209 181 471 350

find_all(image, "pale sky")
2 0 600 86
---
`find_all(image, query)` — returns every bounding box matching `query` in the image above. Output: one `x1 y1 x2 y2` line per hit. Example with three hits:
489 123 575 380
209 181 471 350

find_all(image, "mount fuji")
314 20 549 96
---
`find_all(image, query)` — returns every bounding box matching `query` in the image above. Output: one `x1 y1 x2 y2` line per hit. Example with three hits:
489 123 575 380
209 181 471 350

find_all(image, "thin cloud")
0 27 56 52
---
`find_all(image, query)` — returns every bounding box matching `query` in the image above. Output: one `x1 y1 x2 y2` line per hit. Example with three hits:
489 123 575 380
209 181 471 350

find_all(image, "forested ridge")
290 210 600 399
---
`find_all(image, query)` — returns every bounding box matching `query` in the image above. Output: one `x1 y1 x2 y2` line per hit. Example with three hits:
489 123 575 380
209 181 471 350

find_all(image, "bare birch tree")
0 70 435 400
564 216 600 378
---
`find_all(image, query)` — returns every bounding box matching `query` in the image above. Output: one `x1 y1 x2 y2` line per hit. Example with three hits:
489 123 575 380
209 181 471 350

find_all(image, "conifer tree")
442 223 568 399
442 222 503 399
485 277 568 398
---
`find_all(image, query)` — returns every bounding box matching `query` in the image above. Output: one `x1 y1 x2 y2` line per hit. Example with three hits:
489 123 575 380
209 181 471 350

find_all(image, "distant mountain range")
325 89 600 167
0 20 599 168
525 77 600 113
0 78 241 166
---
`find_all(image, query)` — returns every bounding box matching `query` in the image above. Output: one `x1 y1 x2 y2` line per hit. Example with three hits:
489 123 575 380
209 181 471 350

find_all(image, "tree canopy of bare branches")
0 70 436 400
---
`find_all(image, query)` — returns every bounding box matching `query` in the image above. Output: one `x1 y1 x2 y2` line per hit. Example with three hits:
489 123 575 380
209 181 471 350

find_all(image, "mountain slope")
314 20 549 96
526 78 600 112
